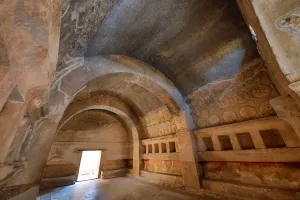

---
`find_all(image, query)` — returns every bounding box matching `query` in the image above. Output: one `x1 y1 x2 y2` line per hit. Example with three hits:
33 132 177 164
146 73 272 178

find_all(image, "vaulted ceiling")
58 0 258 97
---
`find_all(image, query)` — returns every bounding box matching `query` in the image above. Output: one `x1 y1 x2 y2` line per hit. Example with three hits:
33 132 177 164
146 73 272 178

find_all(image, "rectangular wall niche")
154 143 159 153
148 144 152 153
169 142 176 153
202 137 214 151
161 143 167 153
236 133 255 149
260 130 286 148
218 135 233 150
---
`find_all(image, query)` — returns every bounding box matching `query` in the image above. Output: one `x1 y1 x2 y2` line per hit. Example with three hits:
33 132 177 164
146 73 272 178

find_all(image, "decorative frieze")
142 135 178 154
188 59 278 128
194 116 300 152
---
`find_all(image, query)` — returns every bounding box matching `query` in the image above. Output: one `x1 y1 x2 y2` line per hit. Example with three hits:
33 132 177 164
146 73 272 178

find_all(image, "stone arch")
10 55 200 192
57 94 144 177
58 93 141 135
59 107 139 141
49 55 194 129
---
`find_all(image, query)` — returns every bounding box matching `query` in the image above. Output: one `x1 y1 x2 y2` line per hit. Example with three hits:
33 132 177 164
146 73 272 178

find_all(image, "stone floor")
37 178 231 200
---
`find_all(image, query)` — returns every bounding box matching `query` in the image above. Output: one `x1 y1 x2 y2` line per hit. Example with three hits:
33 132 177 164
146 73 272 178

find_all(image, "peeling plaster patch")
188 59 264 110
10 186 39 200
14 0 48 46
0 163 25 187
54 56 84 82
276 7 300 36
58 80 71 105
57 0 114 71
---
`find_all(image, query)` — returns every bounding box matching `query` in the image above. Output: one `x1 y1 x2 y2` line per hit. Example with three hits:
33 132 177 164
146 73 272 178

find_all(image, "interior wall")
58 90 193 189
203 162 300 190
140 133 183 188
40 110 130 190
194 116 300 200
0 1 62 199
1 1 300 199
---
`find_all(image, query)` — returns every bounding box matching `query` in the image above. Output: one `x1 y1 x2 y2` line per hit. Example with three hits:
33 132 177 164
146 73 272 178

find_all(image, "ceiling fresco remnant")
57 0 114 71
188 59 279 128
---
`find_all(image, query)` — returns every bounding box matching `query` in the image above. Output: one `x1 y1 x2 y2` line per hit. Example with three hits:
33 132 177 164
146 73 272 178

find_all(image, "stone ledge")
40 175 76 190
10 186 39 200
126 168 134 177
198 147 300 162
142 152 180 160
0 184 36 200
202 179 299 200
194 116 288 136
101 169 128 179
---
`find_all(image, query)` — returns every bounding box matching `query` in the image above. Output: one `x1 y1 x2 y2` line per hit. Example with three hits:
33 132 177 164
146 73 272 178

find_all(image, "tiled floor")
37 178 230 200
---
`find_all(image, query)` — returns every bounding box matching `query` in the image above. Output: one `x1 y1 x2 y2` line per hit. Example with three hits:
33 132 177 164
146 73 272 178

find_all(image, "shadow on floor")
37 177 238 200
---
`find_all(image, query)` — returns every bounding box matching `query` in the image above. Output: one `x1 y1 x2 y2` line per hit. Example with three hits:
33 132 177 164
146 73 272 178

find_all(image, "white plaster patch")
276 7 300 36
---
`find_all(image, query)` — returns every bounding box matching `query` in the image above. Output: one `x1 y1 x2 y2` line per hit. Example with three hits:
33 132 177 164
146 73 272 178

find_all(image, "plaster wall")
251 0 300 82
1 0 300 199
194 116 300 199
143 160 181 176
41 110 130 189
44 142 129 176
203 161 300 190
0 1 62 198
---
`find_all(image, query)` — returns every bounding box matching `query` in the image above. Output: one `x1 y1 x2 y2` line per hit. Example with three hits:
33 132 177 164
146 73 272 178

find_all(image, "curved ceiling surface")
58 0 258 97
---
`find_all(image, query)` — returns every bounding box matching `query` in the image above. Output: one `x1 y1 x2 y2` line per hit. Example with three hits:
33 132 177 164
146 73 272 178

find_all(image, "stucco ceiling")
60 110 124 131
58 0 258 97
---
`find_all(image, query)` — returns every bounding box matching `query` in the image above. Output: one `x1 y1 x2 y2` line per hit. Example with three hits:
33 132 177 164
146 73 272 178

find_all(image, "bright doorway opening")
77 151 102 181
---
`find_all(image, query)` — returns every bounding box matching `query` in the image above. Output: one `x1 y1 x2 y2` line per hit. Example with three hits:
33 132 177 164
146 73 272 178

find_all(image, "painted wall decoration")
187 59 279 128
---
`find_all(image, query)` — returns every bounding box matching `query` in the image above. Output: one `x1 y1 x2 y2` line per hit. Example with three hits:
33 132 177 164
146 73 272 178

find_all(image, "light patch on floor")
38 178 233 200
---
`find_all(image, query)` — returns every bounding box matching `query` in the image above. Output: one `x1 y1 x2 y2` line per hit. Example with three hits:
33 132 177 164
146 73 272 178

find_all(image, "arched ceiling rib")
49 55 192 128
58 93 145 140
58 110 131 142
60 110 123 132
74 73 170 116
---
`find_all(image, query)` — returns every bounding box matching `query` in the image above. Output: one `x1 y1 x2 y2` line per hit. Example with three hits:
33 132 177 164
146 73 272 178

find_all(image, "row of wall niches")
201 129 286 151
142 141 177 154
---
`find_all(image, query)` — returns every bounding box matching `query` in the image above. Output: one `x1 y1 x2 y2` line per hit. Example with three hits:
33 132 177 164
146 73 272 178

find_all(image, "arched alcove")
4 55 200 194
